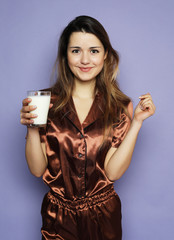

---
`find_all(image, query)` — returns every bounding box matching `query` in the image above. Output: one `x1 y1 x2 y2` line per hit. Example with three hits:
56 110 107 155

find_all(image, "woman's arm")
104 93 156 181
21 98 48 177
25 128 48 177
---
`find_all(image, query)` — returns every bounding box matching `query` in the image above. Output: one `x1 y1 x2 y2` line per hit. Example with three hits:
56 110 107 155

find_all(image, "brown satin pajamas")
39 91 131 240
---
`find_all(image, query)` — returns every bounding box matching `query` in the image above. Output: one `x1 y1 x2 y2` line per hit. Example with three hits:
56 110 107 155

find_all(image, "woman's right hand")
20 98 37 126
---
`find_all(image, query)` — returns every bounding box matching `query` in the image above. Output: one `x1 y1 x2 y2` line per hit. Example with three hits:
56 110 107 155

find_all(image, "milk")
28 95 51 127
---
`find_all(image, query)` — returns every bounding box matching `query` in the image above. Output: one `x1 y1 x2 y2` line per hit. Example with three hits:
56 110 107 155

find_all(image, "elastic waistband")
47 186 116 211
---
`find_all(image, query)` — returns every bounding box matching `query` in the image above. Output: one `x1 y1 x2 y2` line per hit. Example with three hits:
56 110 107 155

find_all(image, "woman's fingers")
20 118 34 125
139 93 152 100
141 102 155 114
139 99 152 110
49 103 53 109
22 98 32 106
139 93 155 111
20 112 38 119
20 98 38 126
21 104 37 113
20 111 37 125
134 93 156 122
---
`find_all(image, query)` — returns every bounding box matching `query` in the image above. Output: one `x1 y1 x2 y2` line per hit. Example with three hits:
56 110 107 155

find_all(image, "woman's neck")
72 79 96 99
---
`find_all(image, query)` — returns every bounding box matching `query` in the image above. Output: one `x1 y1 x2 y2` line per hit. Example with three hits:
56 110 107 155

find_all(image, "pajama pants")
41 186 122 240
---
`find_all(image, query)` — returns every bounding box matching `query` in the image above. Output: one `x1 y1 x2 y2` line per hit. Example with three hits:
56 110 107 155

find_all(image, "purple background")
0 0 174 239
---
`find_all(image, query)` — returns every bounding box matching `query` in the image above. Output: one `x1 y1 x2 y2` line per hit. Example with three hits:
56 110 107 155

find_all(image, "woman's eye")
72 49 80 53
91 49 99 54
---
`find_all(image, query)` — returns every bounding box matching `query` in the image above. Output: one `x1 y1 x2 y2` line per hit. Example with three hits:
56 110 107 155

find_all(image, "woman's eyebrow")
90 46 102 49
69 46 102 48
69 46 81 48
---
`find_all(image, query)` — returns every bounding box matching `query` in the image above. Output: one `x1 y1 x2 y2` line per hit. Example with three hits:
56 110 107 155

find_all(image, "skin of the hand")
133 93 156 123
20 98 53 126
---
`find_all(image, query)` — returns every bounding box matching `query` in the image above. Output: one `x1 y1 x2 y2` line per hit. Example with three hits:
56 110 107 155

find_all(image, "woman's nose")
80 52 90 64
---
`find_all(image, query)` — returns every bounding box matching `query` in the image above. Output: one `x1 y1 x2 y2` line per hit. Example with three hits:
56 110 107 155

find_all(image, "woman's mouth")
79 67 92 72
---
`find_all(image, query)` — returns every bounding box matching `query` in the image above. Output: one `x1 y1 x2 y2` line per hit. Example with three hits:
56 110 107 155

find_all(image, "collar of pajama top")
40 92 130 200
61 92 104 131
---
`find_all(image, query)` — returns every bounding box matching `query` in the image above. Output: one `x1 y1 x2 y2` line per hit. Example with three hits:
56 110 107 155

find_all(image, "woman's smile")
79 67 92 72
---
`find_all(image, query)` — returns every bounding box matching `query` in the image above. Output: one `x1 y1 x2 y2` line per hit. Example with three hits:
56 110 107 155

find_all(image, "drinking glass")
27 90 51 127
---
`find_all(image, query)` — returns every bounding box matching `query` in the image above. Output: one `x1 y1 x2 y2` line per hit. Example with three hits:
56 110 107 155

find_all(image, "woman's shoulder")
127 101 133 119
119 100 133 121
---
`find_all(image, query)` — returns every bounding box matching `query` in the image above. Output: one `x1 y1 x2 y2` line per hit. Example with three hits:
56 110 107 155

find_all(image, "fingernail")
33 114 38 117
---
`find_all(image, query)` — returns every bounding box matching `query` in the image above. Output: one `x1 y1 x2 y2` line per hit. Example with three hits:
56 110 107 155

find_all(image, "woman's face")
67 32 107 83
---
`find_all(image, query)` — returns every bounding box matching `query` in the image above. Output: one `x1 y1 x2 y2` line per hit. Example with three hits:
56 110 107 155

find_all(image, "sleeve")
111 101 133 148
39 127 46 143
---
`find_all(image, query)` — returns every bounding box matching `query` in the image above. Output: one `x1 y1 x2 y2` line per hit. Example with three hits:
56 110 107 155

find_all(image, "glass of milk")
27 90 51 127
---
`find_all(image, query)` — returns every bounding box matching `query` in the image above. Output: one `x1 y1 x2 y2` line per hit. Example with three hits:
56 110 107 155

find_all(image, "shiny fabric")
39 91 131 239
41 186 122 240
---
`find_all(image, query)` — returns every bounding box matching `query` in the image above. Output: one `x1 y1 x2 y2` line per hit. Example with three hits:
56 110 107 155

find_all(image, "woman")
20 16 156 240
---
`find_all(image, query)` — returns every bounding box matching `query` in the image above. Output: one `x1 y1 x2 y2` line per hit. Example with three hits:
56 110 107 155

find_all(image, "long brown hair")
51 15 131 138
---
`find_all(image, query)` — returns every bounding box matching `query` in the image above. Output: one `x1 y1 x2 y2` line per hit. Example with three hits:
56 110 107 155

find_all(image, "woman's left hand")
133 93 156 123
